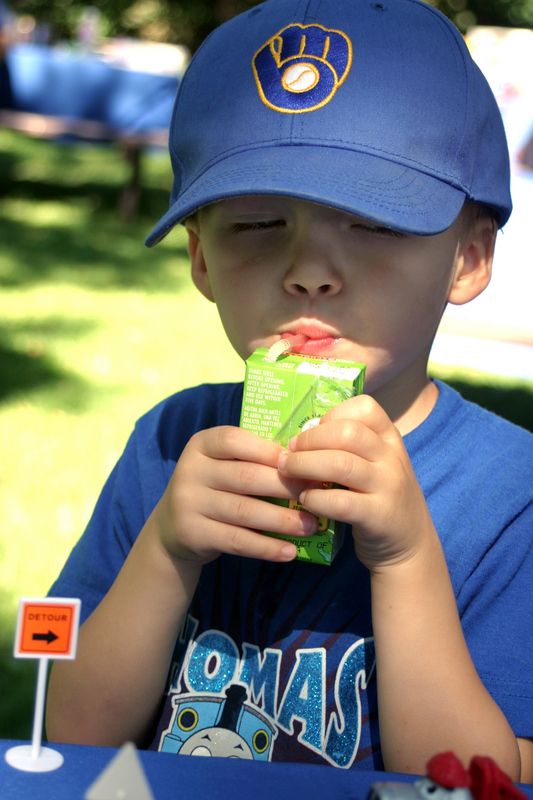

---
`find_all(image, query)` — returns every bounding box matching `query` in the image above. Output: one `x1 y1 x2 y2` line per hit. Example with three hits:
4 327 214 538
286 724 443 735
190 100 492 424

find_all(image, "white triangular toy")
84 741 155 800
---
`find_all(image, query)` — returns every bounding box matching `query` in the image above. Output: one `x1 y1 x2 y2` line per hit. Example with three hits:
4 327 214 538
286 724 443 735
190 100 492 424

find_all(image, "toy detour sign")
5 597 81 773
14 598 81 659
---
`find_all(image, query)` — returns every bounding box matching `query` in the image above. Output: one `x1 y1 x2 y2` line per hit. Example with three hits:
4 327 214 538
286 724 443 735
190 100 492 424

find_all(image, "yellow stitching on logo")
271 36 283 65
252 23 353 114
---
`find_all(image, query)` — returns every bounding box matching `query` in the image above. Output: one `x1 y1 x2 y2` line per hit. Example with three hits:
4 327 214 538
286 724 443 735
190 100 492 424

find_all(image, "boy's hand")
277 395 435 572
155 426 318 565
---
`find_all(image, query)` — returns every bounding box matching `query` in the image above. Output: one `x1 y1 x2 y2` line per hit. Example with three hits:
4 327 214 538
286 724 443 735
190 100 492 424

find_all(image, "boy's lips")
298 337 339 355
279 329 340 355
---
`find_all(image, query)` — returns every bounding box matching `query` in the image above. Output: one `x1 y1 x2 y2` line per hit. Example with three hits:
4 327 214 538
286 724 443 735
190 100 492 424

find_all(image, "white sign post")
5 597 81 773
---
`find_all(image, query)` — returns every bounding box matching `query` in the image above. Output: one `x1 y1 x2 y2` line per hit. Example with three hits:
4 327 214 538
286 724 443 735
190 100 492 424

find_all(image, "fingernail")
300 514 317 534
278 451 288 471
288 435 298 452
281 543 297 560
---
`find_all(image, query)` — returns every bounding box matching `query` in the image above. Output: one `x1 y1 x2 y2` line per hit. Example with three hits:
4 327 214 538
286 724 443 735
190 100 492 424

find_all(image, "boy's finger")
297 485 369 527
320 394 398 438
279 448 376 493
289 417 387 463
214 523 299 563
207 458 309 500
202 491 318 539
197 425 284 467
185 517 299 563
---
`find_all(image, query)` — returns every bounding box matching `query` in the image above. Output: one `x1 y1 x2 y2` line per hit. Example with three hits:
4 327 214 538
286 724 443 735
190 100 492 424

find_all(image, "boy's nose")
282 244 343 299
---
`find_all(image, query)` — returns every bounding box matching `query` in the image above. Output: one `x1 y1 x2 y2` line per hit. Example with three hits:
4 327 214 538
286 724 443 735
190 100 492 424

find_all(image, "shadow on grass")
0 642 37 740
439 377 533 434
0 341 94 409
0 593 35 741
0 173 171 220
0 213 189 291
0 320 97 408
0 138 189 291
0 139 171 219
0 146 20 189
0 648 35 741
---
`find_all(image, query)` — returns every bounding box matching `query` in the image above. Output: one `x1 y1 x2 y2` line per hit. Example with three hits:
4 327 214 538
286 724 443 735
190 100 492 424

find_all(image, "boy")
46 0 533 780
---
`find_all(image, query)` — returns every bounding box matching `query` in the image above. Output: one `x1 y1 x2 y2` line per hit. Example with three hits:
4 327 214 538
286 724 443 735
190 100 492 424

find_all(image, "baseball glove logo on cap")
252 23 352 113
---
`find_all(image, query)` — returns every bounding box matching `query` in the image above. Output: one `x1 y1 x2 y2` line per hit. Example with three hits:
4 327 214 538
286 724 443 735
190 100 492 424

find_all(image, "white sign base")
5 744 64 772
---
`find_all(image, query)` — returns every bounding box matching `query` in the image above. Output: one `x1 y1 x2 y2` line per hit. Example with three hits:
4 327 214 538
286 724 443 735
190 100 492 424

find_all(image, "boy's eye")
231 219 285 233
351 223 407 239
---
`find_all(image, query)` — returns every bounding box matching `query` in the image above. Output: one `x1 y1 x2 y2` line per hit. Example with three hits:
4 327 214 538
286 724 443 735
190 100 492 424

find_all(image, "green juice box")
239 348 366 565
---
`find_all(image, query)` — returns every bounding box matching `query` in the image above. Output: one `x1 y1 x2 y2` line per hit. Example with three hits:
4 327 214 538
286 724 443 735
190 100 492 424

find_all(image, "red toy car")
368 752 528 800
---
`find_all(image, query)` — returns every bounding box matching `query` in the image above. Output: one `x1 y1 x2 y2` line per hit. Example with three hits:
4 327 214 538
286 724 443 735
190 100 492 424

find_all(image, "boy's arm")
518 739 533 782
370 529 523 778
278 395 529 781
46 426 315 747
47 513 202 747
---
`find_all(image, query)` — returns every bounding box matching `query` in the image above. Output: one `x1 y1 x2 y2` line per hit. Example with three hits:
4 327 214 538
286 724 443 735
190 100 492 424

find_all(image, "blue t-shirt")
49 380 533 769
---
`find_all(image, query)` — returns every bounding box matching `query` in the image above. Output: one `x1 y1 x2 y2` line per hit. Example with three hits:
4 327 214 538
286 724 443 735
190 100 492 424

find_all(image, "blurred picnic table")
0 40 187 218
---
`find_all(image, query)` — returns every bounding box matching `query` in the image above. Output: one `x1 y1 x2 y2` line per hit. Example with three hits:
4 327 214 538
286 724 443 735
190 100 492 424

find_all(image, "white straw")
263 335 309 363
263 339 292 363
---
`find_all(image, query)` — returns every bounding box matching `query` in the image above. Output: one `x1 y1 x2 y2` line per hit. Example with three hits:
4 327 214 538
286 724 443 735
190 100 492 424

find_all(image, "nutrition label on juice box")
241 366 287 438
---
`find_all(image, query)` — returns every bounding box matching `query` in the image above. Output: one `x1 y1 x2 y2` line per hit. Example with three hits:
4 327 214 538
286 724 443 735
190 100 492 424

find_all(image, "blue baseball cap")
145 0 511 246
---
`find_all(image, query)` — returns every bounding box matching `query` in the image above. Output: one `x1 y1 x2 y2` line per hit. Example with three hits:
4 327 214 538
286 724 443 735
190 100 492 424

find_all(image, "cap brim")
145 145 466 246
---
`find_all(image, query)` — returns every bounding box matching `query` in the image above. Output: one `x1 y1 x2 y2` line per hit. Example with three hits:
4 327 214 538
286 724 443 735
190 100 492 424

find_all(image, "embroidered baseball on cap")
145 0 512 246
252 23 352 113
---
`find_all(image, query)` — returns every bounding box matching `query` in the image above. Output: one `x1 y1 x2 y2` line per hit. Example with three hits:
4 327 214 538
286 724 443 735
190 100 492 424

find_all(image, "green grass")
0 129 531 740
0 130 243 738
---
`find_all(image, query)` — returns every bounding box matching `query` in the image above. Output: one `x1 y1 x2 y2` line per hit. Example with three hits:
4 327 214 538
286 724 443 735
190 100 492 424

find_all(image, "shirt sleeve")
458 498 533 738
48 382 243 625
48 428 147 624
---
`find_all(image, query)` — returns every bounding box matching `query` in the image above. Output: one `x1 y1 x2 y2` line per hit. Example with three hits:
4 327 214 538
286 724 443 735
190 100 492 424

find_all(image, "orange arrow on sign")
15 598 81 660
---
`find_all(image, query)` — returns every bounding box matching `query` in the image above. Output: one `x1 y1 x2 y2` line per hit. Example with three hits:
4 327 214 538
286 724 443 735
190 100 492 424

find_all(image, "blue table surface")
5 44 178 132
2 740 533 800
0 739 408 800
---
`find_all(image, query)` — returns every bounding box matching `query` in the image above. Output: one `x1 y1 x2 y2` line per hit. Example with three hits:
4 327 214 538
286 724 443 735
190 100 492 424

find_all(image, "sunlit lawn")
0 129 242 738
0 129 531 740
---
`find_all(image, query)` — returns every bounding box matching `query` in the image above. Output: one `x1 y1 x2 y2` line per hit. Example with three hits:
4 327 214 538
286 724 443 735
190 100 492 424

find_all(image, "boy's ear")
187 227 215 303
447 221 496 306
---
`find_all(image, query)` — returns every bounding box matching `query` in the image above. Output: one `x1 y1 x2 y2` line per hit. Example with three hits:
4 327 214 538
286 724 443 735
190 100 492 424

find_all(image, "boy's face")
187 195 487 396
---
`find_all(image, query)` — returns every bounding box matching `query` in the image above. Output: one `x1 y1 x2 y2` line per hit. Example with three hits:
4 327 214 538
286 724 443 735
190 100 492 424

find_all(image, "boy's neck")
370 359 439 437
